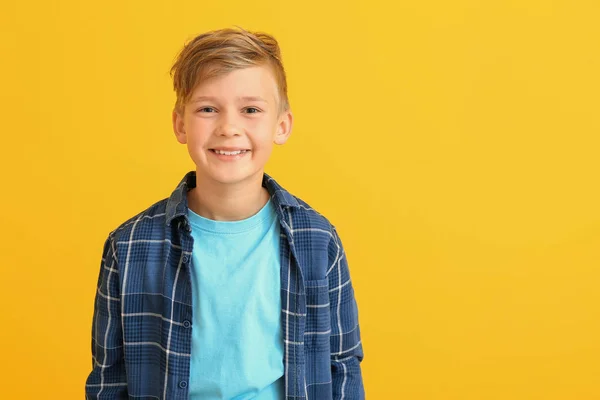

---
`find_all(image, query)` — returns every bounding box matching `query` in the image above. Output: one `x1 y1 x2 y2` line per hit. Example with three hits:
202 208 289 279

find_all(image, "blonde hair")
169 26 290 116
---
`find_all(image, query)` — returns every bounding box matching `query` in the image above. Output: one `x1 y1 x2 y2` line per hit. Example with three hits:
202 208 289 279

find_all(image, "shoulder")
283 193 345 263
105 196 170 244
285 194 336 236
282 193 347 281
264 172 335 235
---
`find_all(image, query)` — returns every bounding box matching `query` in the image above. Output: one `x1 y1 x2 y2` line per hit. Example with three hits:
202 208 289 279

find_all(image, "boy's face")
172 65 293 186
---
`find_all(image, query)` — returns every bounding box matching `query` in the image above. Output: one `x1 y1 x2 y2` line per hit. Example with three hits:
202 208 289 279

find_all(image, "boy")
85 26 364 400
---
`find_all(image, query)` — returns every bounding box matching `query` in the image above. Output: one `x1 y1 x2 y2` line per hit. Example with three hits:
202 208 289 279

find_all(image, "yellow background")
1 0 599 398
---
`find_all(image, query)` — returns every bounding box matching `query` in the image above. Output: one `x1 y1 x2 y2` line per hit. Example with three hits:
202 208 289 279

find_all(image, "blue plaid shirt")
85 170 365 399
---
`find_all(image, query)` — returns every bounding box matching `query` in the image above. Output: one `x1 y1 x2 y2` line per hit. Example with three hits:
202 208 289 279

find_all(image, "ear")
273 109 293 145
172 108 187 144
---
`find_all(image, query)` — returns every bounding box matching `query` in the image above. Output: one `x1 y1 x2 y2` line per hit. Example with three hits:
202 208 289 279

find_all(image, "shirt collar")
165 170 300 227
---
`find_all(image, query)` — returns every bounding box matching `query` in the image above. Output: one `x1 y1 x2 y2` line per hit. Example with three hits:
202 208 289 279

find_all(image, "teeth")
214 150 247 155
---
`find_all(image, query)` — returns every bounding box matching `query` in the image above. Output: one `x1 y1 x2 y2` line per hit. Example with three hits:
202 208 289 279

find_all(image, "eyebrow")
191 95 268 103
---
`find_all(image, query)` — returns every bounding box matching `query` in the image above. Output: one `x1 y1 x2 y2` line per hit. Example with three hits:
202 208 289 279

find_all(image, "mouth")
209 149 251 155
208 148 251 161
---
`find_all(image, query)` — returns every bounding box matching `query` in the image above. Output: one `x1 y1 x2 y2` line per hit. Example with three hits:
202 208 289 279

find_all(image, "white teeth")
214 150 247 155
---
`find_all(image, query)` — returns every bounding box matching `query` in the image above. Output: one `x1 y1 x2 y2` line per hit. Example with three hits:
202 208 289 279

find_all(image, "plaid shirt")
85 170 365 399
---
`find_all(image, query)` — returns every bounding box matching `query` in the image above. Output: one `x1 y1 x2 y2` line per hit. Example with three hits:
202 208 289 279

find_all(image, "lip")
209 147 251 151
209 148 250 162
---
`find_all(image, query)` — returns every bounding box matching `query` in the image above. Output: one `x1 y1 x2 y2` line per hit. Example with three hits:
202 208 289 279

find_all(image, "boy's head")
170 26 293 186
170 26 290 117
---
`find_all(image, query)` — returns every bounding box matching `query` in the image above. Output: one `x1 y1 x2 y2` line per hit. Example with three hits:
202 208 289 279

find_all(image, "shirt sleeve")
84 232 129 399
328 225 365 399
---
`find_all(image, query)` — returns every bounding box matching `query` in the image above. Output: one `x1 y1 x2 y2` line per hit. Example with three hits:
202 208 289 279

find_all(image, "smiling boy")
85 26 365 400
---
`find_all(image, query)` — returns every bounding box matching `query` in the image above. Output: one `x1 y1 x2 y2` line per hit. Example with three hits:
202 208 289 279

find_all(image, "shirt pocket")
304 278 331 350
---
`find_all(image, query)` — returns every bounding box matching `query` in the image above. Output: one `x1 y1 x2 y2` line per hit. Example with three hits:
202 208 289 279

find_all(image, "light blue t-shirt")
187 197 284 400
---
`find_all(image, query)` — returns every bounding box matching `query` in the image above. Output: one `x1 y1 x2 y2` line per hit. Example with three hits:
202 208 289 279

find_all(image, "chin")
204 168 261 185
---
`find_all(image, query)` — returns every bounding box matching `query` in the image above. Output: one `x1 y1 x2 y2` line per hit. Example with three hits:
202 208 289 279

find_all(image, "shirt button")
179 380 188 389
183 320 191 328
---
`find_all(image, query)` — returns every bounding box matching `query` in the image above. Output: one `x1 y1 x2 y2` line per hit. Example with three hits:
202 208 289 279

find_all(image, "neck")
187 170 270 221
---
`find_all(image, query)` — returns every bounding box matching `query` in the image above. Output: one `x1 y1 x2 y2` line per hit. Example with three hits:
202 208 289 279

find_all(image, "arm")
328 226 365 399
84 233 128 399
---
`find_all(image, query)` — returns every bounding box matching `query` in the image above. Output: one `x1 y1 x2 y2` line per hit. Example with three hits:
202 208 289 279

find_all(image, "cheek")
251 135 276 152
185 124 211 145
253 121 279 142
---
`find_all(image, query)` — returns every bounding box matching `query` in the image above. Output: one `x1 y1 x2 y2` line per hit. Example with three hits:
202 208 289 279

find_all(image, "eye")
244 107 261 114
197 107 216 113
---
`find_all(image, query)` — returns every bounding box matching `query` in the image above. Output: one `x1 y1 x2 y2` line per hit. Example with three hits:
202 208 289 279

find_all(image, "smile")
212 149 249 155
209 149 251 161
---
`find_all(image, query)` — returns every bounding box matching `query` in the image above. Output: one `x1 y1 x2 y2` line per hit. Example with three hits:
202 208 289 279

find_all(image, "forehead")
190 65 278 103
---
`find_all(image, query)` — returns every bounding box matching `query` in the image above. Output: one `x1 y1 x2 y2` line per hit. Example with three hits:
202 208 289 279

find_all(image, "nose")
217 110 242 137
